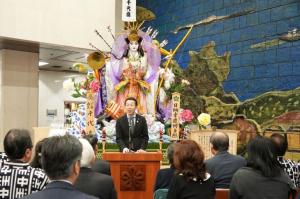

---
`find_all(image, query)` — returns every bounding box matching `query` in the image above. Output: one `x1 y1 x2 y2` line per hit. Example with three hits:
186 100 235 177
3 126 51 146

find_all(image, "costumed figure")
107 23 161 115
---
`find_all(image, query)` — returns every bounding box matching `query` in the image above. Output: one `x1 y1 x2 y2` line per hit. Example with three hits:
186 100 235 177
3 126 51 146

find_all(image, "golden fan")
87 52 105 70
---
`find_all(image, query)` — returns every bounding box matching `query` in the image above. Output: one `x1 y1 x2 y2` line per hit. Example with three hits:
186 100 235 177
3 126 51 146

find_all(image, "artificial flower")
197 113 211 127
180 109 194 123
90 80 100 93
181 79 190 86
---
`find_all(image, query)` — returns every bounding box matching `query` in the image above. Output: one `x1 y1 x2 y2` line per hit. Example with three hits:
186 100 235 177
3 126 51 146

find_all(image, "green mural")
169 41 300 146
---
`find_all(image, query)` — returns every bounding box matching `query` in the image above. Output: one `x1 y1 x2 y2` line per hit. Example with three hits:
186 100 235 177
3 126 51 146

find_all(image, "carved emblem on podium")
120 165 146 191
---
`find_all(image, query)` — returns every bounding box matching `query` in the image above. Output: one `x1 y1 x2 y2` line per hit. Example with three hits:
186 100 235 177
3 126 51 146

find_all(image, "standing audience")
271 133 300 187
205 131 246 188
21 135 97 199
154 143 176 191
84 134 111 175
75 138 117 199
167 140 215 199
230 136 295 199
0 129 48 199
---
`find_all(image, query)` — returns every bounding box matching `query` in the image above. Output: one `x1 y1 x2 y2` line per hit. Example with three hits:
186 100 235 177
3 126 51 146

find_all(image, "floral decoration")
71 73 100 98
197 113 211 129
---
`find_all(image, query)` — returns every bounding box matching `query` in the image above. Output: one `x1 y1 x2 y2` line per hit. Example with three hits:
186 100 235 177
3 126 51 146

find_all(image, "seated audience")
154 143 176 191
75 138 117 199
167 140 215 199
271 133 300 187
21 135 97 199
0 129 48 199
205 131 246 188
84 134 111 175
230 136 295 199
30 138 47 169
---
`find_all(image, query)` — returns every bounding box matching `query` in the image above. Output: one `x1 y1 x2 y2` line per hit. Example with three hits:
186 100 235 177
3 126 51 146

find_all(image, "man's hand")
136 149 146 153
123 148 130 153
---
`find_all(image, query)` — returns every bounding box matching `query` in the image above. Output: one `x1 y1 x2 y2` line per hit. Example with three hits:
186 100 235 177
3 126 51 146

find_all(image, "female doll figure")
108 28 161 115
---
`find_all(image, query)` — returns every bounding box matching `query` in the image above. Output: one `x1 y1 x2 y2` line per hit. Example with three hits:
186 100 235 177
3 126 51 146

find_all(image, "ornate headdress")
125 21 144 42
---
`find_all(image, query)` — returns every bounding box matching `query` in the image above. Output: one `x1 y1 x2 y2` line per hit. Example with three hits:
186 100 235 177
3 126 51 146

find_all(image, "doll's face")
129 41 139 52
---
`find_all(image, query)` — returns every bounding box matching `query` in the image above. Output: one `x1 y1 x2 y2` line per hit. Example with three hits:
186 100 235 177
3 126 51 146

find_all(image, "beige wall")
38 70 85 127
0 49 39 151
0 0 118 50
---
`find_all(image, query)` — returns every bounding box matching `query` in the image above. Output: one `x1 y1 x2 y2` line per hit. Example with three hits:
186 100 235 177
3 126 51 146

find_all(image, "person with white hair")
74 138 117 199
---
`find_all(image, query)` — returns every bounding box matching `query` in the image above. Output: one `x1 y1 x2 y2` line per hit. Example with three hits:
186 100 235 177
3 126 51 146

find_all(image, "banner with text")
122 0 136 21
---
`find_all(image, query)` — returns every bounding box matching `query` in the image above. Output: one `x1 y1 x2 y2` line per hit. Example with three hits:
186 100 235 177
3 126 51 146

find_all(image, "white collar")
127 113 137 118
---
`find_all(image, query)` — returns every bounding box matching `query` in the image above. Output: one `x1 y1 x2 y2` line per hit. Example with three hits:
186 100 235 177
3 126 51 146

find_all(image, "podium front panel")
103 152 162 199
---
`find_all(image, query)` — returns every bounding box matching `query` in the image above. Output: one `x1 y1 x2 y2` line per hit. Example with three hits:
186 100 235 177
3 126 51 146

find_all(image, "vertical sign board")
122 0 136 22
170 92 180 141
86 91 95 134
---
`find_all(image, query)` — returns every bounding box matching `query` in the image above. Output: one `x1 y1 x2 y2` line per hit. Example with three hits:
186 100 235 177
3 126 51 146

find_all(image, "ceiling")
0 37 96 73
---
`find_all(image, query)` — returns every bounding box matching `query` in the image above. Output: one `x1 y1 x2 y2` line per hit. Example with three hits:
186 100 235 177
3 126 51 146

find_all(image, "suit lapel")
123 115 129 134
134 114 142 134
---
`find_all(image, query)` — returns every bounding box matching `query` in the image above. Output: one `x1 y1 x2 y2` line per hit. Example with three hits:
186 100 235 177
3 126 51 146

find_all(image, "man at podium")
116 97 149 153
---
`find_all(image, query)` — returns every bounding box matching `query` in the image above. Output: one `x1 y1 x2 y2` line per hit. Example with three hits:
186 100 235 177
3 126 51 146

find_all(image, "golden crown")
125 21 144 42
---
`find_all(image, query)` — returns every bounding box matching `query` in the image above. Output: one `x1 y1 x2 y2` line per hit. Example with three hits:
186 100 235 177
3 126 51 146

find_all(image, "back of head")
210 131 229 152
4 129 33 160
83 134 98 152
167 143 175 166
173 140 206 182
41 135 82 180
270 133 287 157
79 138 95 168
247 136 281 177
30 138 47 168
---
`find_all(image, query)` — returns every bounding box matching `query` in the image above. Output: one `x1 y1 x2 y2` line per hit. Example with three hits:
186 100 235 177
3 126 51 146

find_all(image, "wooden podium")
102 152 162 199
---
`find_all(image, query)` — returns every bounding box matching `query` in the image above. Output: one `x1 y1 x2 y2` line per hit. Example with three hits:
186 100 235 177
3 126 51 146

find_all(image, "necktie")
128 117 135 150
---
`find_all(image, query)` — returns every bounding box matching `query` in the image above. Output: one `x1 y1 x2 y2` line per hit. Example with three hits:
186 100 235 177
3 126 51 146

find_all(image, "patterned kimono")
0 160 49 199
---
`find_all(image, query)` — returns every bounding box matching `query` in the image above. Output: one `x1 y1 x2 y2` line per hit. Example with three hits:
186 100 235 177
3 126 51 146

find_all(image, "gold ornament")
87 52 105 70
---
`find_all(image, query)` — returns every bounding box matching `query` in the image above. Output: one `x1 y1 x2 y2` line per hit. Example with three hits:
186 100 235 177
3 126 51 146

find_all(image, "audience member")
271 133 300 187
0 129 48 199
0 151 8 168
154 143 176 191
230 136 295 199
84 134 111 175
30 138 47 169
21 135 97 199
167 140 215 199
75 138 116 199
205 131 246 188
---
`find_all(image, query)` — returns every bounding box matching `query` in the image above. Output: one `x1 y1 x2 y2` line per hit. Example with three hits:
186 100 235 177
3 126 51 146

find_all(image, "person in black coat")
154 143 176 191
75 139 116 199
167 140 215 199
205 131 246 188
84 134 111 175
116 97 149 153
21 135 97 199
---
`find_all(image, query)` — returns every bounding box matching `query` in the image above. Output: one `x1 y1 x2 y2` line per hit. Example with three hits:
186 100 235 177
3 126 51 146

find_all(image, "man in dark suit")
21 135 97 199
116 97 149 153
75 138 116 199
154 143 176 192
205 131 246 188
84 134 111 175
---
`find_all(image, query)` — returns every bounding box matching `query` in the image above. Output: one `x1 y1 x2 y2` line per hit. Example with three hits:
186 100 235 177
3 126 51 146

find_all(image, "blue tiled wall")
138 0 300 101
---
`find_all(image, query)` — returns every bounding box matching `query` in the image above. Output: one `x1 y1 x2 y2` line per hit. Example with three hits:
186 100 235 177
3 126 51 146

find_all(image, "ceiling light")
39 61 49 66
